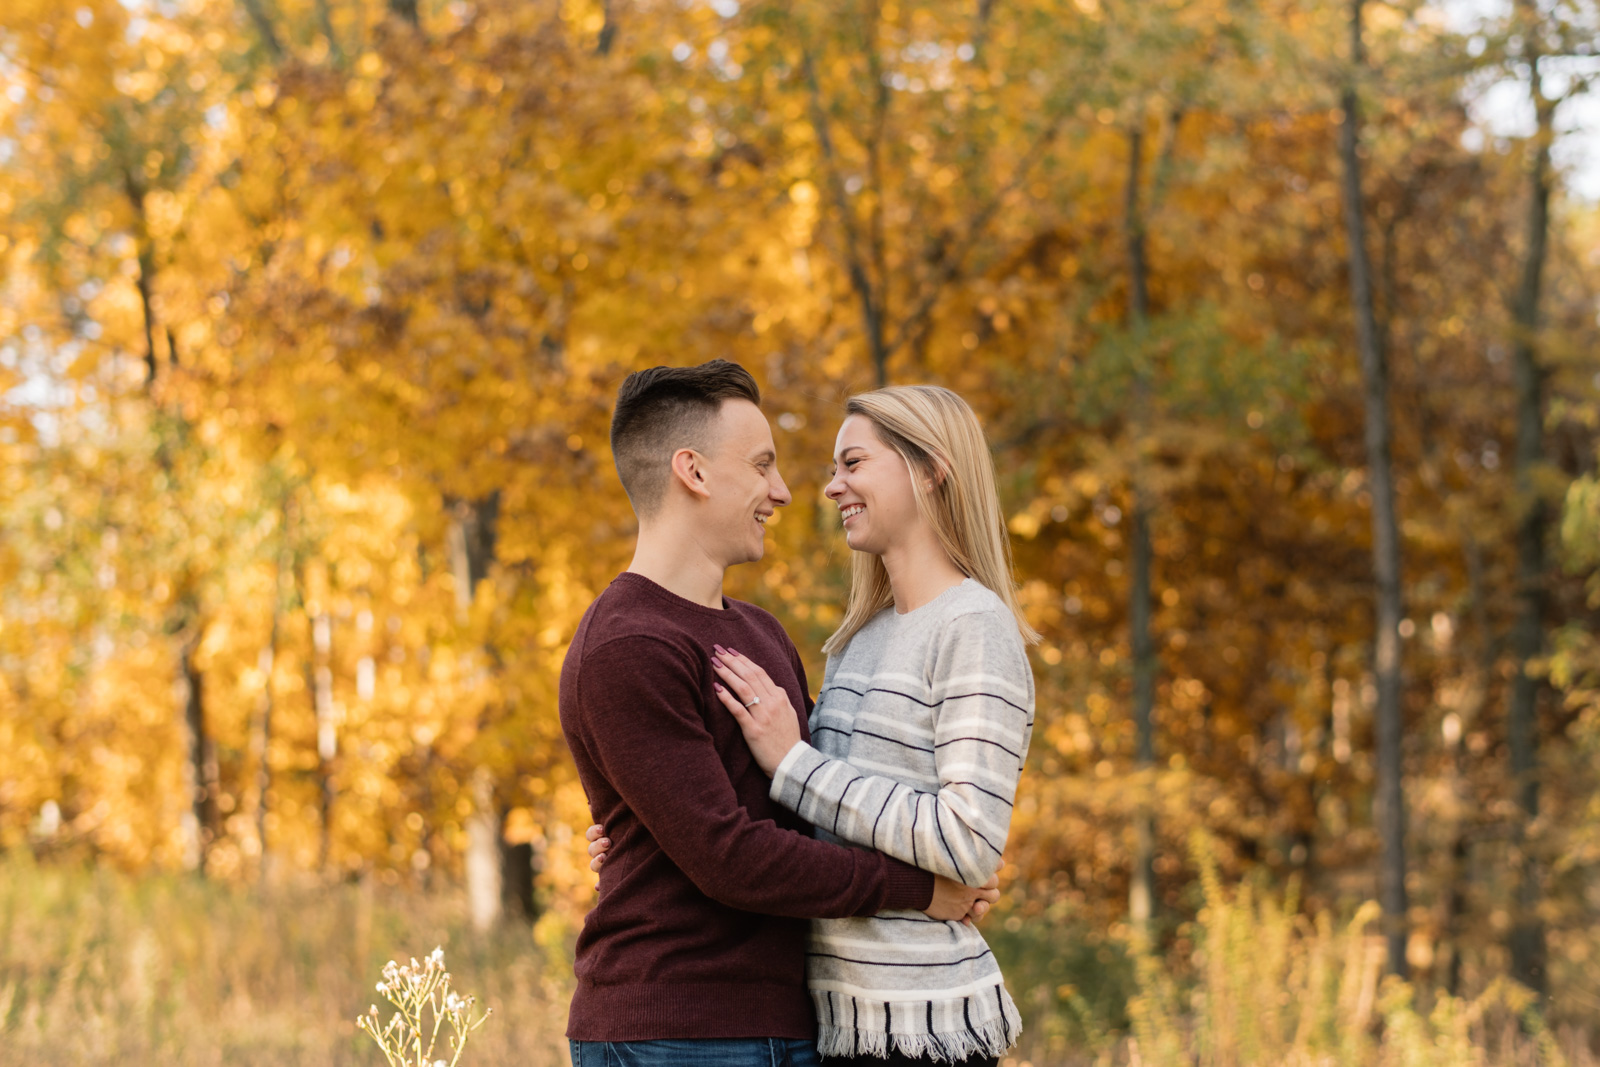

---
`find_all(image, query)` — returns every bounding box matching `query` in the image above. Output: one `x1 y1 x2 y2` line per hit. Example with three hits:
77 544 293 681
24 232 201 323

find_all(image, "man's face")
697 399 792 566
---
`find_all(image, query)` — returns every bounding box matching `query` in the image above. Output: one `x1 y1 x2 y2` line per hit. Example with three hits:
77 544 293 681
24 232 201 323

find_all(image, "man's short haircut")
610 360 762 516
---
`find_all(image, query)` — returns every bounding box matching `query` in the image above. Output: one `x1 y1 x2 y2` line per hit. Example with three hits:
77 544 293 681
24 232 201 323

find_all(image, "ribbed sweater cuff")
880 858 935 912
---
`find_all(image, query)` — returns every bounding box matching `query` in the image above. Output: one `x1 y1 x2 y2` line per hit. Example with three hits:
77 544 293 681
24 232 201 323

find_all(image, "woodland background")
3 0 1600 1063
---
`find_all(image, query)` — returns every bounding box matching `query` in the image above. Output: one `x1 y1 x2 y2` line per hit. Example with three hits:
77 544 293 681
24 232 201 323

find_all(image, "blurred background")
2 0 1600 1063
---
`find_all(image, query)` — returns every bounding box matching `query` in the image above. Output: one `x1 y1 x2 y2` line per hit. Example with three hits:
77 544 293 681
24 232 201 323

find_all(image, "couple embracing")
559 360 1037 1067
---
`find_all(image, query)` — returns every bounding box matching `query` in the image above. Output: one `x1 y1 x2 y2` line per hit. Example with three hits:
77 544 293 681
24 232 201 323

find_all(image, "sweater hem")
815 1017 1020 1063
812 984 1022 1064
567 979 817 1041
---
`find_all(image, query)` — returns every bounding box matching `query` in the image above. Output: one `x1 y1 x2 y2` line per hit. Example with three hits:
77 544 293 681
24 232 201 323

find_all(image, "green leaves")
1071 302 1308 441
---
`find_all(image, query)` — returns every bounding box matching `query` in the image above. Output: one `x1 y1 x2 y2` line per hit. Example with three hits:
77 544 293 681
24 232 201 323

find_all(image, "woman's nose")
824 475 844 499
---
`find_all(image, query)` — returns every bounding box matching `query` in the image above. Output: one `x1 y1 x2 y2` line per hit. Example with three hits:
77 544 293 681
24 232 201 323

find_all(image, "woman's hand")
710 644 803 776
586 823 609 873
924 873 1001 924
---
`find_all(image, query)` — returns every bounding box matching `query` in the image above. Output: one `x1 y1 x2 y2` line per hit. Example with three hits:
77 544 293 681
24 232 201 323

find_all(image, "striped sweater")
768 579 1035 1062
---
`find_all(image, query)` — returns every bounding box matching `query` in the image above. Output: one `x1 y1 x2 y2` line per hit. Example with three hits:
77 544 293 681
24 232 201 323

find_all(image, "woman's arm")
713 611 1034 886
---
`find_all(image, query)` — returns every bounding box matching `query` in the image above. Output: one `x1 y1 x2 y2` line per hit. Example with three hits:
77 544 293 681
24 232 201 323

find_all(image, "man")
560 361 997 1067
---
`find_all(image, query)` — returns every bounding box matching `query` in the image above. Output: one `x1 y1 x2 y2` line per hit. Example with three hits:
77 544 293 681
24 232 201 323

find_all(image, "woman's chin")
844 532 882 556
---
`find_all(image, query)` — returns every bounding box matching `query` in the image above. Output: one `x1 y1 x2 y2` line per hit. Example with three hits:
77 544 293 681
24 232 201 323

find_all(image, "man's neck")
627 525 728 609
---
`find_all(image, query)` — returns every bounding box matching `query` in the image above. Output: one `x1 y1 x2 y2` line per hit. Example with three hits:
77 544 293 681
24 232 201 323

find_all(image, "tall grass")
0 849 1591 1066
0 853 569 1066
1114 837 1590 1067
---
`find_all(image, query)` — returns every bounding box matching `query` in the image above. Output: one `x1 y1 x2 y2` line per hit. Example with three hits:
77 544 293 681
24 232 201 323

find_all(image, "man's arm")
578 634 933 919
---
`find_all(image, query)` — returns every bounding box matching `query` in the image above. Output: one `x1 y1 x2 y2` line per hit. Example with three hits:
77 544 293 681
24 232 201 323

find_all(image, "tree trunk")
252 620 278 881
800 48 888 387
122 170 163 387
311 610 337 873
236 0 286 59
1444 533 1490 995
387 0 420 27
1123 122 1158 936
596 0 617 54
447 493 501 623
252 514 289 883
450 493 523 928
501 831 542 923
465 768 502 932
1337 0 1408 979
315 0 344 65
180 632 219 877
1128 500 1156 930
1506 1 1554 994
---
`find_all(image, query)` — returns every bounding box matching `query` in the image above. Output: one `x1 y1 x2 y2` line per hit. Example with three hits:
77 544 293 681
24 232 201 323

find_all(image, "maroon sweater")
560 573 935 1041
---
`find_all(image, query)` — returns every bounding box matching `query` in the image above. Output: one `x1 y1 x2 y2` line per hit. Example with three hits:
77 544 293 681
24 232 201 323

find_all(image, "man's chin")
721 542 766 567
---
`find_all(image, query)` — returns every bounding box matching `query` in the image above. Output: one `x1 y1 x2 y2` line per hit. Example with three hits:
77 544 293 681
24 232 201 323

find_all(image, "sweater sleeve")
768 608 1034 886
578 634 933 917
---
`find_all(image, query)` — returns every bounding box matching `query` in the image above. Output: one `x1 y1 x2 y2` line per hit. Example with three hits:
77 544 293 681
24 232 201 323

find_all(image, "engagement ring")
744 696 761 707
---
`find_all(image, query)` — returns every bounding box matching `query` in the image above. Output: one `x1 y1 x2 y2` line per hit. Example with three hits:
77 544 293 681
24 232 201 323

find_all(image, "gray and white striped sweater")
769 579 1035 1062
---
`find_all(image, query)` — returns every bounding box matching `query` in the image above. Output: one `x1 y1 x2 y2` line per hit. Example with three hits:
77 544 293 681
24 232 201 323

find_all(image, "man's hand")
923 873 1000 924
586 823 609 872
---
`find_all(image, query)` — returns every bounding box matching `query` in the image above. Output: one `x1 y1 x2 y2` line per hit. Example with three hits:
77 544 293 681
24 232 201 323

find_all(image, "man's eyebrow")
751 449 776 463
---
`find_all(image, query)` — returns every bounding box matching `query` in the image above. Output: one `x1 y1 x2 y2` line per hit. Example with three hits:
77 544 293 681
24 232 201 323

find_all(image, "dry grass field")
0 852 1592 1067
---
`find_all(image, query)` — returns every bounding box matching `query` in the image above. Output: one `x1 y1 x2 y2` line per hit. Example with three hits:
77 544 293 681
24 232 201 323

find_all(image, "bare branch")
236 0 287 59
800 46 888 384
884 110 1066 362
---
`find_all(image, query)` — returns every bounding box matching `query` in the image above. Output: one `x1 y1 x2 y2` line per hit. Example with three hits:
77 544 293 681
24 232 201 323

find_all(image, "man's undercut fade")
610 360 762 516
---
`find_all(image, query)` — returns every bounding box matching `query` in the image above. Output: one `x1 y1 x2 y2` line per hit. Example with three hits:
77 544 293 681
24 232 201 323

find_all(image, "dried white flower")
357 948 491 1066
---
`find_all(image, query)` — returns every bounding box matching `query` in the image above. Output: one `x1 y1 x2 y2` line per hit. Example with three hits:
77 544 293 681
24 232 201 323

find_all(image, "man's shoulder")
578 586 699 660
723 595 787 636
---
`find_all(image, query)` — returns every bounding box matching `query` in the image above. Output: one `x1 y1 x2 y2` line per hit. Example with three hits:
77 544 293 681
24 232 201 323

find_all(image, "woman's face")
824 414 925 556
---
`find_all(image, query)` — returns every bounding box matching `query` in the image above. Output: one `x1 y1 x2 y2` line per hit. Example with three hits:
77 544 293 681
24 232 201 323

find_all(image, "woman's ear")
669 448 712 500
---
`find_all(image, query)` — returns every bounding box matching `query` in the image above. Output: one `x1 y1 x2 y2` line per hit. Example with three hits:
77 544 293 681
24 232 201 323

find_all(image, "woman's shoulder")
930 583 1032 675
939 579 1013 628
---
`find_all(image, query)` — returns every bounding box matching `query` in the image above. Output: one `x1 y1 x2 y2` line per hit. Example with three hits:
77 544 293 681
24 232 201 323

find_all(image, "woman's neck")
880 527 966 615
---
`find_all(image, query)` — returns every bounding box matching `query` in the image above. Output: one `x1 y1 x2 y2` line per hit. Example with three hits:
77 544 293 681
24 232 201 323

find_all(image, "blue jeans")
570 1038 821 1067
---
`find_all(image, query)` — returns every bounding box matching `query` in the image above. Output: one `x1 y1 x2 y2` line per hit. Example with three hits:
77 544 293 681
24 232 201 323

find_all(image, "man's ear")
669 447 712 501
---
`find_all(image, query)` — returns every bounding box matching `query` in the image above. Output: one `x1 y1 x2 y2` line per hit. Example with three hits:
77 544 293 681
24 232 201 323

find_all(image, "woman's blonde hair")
822 385 1040 654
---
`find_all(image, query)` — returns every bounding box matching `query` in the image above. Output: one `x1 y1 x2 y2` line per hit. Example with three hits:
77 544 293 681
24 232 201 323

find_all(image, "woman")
596 385 1037 1067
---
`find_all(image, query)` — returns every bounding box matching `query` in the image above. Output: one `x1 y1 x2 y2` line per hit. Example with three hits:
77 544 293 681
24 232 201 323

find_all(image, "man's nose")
771 470 793 507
